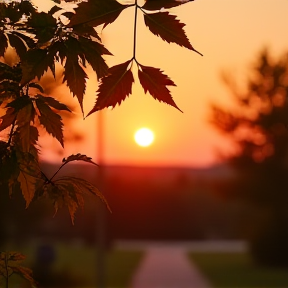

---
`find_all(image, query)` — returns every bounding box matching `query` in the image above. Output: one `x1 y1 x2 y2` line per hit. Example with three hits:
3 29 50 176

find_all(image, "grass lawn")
2 242 144 288
188 252 288 288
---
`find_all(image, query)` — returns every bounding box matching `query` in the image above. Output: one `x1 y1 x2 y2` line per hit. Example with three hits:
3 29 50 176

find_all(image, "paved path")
128 244 213 288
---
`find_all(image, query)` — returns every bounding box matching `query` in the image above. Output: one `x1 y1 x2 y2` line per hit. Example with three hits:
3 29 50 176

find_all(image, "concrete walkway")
127 244 213 288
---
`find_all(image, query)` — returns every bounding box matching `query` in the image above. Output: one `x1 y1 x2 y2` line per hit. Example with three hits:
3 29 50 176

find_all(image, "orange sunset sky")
36 0 288 167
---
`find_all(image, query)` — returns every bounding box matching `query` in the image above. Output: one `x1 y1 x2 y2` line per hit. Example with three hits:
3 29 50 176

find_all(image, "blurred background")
1 0 288 287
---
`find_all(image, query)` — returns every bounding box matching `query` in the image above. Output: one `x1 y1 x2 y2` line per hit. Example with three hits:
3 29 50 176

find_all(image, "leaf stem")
7 115 17 147
49 162 67 182
132 0 138 60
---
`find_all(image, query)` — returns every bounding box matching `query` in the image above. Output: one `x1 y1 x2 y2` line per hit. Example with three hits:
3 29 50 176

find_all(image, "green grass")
53 243 144 288
2 242 144 288
188 252 288 288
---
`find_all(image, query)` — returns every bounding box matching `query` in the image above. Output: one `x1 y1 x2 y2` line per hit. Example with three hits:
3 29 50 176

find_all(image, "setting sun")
134 128 154 147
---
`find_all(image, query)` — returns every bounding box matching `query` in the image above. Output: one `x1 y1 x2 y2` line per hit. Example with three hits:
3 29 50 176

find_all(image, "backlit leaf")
68 0 128 28
37 94 71 112
62 153 98 166
7 33 28 60
144 11 202 55
142 0 193 10
79 36 111 79
0 252 37 287
17 168 37 207
87 60 134 115
12 266 37 287
35 98 64 146
16 104 35 152
138 63 182 111
21 48 55 85
50 176 110 224
63 57 87 113
16 150 43 207
73 24 101 40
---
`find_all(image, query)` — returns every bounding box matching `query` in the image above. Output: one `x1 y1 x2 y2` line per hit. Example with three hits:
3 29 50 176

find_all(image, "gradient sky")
37 0 288 167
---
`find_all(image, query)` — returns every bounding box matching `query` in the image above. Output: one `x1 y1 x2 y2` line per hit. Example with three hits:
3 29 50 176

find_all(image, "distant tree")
211 49 288 267
0 0 202 286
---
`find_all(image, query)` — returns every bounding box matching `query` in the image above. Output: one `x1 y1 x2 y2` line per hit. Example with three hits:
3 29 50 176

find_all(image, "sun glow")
134 128 154 147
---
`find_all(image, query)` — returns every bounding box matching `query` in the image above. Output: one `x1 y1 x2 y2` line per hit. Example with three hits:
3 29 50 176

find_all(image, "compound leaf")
138 63 182 111
144 11 202 55
87 60 134 115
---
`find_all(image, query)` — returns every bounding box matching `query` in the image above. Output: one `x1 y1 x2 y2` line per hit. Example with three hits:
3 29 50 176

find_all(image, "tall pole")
96 109 106 288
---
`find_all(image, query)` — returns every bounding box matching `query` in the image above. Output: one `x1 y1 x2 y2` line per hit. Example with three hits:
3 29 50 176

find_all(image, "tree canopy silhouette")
211 49 288 267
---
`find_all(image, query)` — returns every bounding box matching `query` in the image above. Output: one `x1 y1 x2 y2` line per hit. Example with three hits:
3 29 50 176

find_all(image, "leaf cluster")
0 251 37 288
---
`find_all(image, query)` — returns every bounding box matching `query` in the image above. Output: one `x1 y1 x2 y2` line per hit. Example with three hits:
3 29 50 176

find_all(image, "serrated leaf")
62 153 98 166
7 251 26 261
16 150 43 207
138 63 182 111
35 98 64 146
0 251 37 287
12 266 37 287
16 104 35 152
17 169 37 207
68 0 128 28
144 11 202 55
37 94 71 112
7 33 28 59
79 36 111 79
21 48 55 85
142 0 193 10
6 96 32 111
52 176 110 224
73 24 101 40
63 57 87 113
87 60 134 116
0 32 8 57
